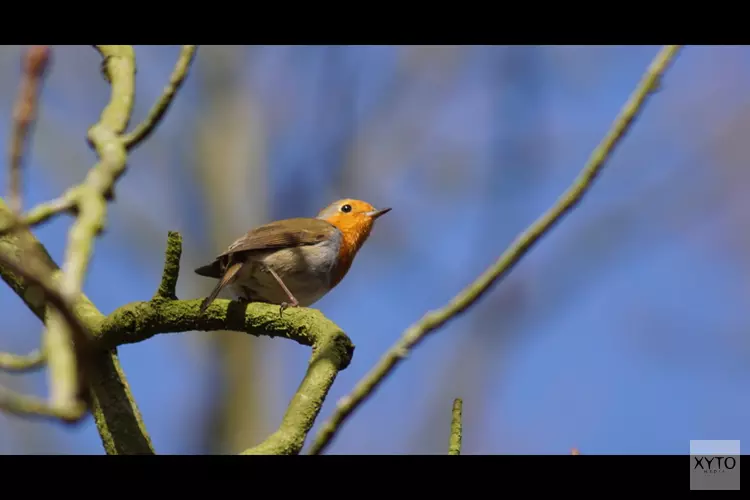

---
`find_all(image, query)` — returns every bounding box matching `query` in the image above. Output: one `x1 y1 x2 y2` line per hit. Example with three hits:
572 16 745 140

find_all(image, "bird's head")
317 198 391 251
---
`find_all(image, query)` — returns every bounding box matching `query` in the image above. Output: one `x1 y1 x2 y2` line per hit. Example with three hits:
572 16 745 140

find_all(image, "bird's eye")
340 204 352 213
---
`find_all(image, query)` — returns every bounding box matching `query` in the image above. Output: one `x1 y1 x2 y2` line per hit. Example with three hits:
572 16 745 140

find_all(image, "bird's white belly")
229 238 340 307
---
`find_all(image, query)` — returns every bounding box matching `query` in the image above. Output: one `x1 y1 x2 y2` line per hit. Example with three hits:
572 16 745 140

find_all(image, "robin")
195 198 391 314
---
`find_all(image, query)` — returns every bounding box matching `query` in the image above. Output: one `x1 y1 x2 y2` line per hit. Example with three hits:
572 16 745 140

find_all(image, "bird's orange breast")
326 216 373 288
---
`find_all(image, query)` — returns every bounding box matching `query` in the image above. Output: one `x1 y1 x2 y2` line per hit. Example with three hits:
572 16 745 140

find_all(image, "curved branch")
1 44 197 453
0 385 81 420
0 348 44 372
307 45 685 455
93 231 354 455
123 45 198 150
0 248 93 420
0 43 156 453
0 193 76 237
39 45 136 414
1 197 155 453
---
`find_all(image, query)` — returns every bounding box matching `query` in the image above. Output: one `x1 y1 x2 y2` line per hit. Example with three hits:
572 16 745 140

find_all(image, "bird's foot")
279 299 299 317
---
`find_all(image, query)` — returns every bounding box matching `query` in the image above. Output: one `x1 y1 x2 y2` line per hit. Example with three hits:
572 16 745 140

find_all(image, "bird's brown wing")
220 217 336 255
194 218 337 278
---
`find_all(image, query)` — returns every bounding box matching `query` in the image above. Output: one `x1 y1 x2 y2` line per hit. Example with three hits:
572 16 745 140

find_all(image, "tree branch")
91 231 354 455
153 230 181 301
0 198 154 452
449 398 462 455
0 385 80 420
8 45 51 214
36 45 135 416
0 193 76 237
123 45 198 150
307 44 684 455
1 45 199 453
0 348 44 372
0 237 93 419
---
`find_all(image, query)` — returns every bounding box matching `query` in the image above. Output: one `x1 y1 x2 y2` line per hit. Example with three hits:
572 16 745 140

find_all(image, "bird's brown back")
194 217 340 278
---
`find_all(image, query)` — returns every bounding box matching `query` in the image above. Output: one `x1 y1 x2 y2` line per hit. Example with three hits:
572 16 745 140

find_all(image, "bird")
195 198 391 314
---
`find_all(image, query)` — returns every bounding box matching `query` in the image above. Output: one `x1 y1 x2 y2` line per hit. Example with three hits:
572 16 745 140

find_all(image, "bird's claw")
279 300 299 317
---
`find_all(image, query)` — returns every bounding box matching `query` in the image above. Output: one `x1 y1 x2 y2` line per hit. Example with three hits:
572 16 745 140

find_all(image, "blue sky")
1 45 749 454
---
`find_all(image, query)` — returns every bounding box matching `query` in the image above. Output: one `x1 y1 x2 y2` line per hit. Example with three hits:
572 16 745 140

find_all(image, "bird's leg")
237 286 253 305
263 265 299 315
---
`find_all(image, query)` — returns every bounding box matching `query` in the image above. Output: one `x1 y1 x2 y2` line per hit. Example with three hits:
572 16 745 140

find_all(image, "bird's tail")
199 262 243 314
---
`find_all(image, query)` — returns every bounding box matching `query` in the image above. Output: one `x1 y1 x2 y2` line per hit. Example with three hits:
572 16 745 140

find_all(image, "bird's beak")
366 207 392 220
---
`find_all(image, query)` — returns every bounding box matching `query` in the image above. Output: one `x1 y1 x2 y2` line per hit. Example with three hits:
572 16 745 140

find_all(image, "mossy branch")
153 230 182 300
1 45 198 454
0 198 154 453
307 44 685 455
449 398 462 455
92 231 354 455
123 45 197 150
0 234 91 421
0 194 76 237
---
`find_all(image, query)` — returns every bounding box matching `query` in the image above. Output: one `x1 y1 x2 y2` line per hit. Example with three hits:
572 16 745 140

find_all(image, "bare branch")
0 251 92 358
1 196 154 453
0 192 76 237
0 348 44 372
0 248 92 421
0 385 83 420
307 45 684 455
449 398 462 455
123 45 198 150
7 45 51 214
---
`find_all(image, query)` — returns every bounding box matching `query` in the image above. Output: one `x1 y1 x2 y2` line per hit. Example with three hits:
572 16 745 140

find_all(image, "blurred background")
0 45 748 454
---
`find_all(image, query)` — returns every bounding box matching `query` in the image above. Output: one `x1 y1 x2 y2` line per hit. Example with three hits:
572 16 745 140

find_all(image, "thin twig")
8 45 51 214
0 193 76 237
449 398 462 455
0 384 83 420
0 348 44 372
123 45 198 150
307 45 684 455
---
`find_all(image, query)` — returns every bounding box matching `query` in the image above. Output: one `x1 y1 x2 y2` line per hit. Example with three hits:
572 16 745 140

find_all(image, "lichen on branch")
2 44 342 455
0 45 199 454
307 44 685 455
93 231 354 455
